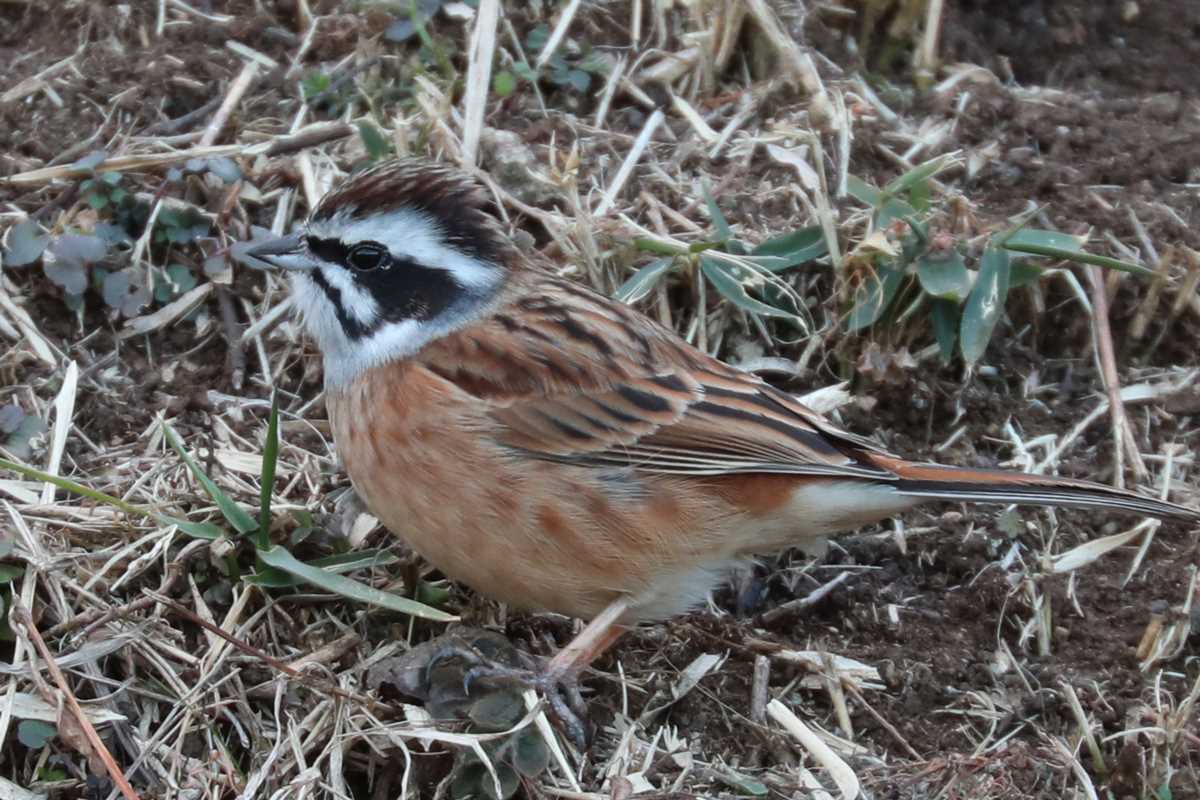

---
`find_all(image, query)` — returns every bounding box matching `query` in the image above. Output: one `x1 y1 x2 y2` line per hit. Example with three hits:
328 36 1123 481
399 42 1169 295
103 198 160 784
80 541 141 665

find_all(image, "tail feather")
871 456 1199 522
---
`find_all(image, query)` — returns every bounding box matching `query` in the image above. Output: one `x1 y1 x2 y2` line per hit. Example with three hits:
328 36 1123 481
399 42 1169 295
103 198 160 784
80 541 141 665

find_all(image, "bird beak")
233 232 317 272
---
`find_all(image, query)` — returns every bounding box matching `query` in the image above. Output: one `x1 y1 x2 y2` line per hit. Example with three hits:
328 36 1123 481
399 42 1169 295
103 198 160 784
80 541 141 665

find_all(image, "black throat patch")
306 236 466 339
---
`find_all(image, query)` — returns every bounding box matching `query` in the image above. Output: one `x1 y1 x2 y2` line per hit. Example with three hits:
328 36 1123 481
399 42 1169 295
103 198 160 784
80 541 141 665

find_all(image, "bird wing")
419 274 895 480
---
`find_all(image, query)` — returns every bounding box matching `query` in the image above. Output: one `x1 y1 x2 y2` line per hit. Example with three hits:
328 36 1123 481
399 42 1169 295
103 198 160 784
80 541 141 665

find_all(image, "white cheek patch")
317 264 379 328
307 208 497 290
291 270 495 390
296 207 505 388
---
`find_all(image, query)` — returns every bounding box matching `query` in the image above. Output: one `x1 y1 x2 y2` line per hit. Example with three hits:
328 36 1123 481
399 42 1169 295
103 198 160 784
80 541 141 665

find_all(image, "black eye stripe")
301 234 466 337
306 236 347 265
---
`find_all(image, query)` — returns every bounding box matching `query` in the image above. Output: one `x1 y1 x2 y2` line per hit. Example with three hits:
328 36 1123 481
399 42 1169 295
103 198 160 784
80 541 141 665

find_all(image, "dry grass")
1 2 1198 799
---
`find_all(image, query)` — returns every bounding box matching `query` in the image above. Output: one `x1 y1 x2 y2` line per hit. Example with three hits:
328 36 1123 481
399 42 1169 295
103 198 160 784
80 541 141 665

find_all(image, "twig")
141 95 223 136
11 602 143 800
533 0 582 71
750 655 770 725
198 60 259 148
1086 265 1148 486
461 0 500 166
595 108 664 216
5 122 353 186
758 571 852 626
216 286 246 391
144 592 386 713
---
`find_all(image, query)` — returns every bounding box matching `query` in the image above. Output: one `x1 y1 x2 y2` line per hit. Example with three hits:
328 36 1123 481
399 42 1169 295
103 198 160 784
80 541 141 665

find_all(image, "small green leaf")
750 226 827 269
469 691 524 731
701 179 732 243
356 120 392 162
699 256 802 322
875 196 919 229
206 157 242 184
72 151 107 173
1008 260 1044 289
162 422 258 535
492 70 517 97
3 412 45 460
512 61 537 82
165 263 197 293
257 545 456 621
511 728 550 777
17 720 56 749
564 69 591 93
845 175 881 207
916 249 970 300
0 564 24 584
931 299 959 364
525 24 550 53
86 193 109 210
960 245 1011 364
615 257 674 303
3 220 50 267
846 265 904 331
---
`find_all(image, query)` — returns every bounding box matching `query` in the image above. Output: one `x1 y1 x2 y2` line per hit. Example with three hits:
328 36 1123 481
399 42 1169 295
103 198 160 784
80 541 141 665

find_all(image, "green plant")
0 152 239 318
843 154 1152 364
0 394 451 621
616 182 828 333
492 23 608 99
448 691 549 800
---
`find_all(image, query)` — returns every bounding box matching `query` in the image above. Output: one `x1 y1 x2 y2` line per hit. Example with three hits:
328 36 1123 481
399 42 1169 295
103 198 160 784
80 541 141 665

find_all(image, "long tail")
871 455 1199 521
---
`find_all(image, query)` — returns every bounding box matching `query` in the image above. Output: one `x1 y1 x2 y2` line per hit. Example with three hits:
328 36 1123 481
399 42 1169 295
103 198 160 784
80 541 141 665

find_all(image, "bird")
239 157 1197 740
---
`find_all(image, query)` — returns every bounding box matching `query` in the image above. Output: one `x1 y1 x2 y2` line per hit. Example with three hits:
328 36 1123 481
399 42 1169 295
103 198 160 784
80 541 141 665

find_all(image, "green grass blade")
257 545 456 621
960 245 1011 364
1002 228 1083 253
750 226 827 269
634 237 688 256
699 256 803 323
0 457 223 540
615 257 674 303
162 421 258 535
931 299 960 364
701 179 732 242
884 153 955 196
846 174 881 207
1001 241 1153 277
846 265 904 332
258 392 280 550
247 550 403 588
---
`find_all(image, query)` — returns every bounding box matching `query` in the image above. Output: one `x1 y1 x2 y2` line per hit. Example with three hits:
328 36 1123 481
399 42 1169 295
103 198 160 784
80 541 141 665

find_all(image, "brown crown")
312 158 511 265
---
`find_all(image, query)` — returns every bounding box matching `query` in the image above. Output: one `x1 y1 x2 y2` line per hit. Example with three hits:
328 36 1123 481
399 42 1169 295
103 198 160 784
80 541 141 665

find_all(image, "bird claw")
462 662 590 751
418 634 591 750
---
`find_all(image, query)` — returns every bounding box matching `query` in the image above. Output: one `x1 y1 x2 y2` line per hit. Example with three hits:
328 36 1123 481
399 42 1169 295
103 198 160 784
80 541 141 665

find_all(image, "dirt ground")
1 1 1198 799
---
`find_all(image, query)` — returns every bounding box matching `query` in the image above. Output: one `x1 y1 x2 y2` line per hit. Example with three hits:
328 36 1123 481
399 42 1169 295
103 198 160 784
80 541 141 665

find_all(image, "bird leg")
429 598 632 749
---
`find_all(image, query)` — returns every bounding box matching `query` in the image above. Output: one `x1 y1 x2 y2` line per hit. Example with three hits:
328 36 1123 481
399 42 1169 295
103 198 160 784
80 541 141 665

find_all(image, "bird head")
238 159 513 386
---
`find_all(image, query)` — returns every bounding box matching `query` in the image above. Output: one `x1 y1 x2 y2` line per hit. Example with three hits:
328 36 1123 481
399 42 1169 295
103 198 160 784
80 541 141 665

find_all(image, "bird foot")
424 638 590 750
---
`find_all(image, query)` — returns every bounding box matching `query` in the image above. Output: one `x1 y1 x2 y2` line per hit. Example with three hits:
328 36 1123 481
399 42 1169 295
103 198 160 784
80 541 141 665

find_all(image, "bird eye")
347 242 389 272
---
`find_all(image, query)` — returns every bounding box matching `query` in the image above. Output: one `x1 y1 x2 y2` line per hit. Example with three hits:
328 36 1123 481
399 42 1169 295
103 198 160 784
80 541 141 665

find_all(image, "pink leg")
547 597 631 677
